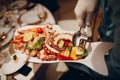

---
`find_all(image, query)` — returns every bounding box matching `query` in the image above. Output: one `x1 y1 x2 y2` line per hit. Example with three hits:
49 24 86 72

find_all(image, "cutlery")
72 28 81 46
72 25 92 51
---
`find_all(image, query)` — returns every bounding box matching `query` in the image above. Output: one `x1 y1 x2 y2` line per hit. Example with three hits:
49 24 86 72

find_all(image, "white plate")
14 25 75 63
1 51 27 75
0 27 14 47
20 10 40 24
9 1 27 10
20 4 48 25
0 69 6 80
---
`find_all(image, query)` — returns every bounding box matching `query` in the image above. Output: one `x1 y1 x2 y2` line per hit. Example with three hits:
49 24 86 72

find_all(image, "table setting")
0 23 113 79
0 0 56 46
0 0 56 80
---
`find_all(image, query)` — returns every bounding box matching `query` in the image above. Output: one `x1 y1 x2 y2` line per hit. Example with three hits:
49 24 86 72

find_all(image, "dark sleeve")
28 0 59 13
108 0 120 77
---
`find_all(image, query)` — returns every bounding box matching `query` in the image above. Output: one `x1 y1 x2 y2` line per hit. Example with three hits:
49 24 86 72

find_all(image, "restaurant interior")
0 0 113 80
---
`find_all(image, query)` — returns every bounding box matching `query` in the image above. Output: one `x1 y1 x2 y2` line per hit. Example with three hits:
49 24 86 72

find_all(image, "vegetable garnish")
37 27 43 33
26 37 44 50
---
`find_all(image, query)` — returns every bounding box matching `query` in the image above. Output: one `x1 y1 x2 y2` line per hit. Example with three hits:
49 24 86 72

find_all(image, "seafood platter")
11 25 89 63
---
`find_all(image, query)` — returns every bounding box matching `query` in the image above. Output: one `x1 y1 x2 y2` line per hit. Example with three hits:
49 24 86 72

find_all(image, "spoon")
72 28 81 46
72 25 92 52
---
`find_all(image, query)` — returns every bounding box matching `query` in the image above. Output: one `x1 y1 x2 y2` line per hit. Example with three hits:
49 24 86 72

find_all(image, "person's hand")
74 0 98 27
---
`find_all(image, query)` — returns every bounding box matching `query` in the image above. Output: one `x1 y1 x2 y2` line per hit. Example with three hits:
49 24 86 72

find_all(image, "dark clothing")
98 0 115 42
59 65 96 80
60 0 120 80
107 0 120 79
28 0 59 13
99 0 120 79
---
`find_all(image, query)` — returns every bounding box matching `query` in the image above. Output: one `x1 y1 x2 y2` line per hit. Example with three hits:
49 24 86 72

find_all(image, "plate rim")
0 27 14 47
1 52 27 75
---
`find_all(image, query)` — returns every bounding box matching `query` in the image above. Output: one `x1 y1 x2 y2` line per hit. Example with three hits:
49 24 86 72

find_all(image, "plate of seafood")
11 25 89 63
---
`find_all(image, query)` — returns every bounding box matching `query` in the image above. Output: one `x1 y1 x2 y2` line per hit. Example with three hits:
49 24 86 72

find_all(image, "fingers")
86 12 93 26
74 0 86 27
74 0 95 27
75 15 85 27
74 8 86 27
75 11 93 27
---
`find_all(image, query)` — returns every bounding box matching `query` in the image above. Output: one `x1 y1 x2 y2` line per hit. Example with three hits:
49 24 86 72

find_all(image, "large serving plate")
12 25 89 63
0 69 6 80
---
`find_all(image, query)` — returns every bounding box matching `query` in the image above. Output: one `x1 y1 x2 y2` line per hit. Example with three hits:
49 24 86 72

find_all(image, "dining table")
0 1 114 80
0 0 56 80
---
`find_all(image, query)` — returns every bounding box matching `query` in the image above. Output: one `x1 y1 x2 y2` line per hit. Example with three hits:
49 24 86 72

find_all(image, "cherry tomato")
37 28 43 33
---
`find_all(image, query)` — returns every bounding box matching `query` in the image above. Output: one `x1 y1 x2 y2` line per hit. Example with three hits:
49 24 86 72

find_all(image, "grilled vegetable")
26 37 44 50
60 47 71 57
30 50 36 57
57 54 73 60
70 46 88 60
57 39 64 48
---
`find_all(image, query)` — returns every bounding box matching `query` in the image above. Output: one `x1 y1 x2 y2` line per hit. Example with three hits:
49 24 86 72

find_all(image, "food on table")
13 55 18 63
70 46 88 60
23 32 34 42
9 43 15 54
11 25 88 61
